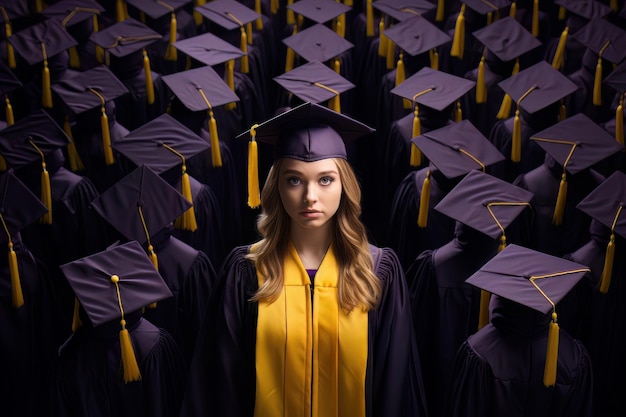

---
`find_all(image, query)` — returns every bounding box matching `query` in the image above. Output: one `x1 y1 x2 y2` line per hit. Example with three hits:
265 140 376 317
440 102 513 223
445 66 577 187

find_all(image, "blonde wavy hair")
247 158 382 311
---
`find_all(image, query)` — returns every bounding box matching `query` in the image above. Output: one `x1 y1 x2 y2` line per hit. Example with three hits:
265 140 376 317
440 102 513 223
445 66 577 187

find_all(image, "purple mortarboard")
173 31 244 66
472 16 541 63
273 61 355 110
383 14 450 57
282 23 354 65
554 0 612 21
89 18 161 64
603 59 626 144
91 164 191 250
371 0 436 22
41 0 104 44
466 243 590 387
195 0 260 30
0 60 22 125
126 0 191 20
237 102 374 207
287 0 351 24
435 170 534 244
59 240 173 382
0 170 48 307
461 0 511 15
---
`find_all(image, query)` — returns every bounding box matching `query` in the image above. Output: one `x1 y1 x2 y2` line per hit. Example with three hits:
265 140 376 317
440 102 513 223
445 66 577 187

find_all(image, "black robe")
181 245 428 417
52 313 187 417
445 295 593 417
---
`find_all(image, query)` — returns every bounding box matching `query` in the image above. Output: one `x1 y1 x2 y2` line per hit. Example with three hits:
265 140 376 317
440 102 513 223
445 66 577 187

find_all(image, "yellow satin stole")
254 242 368 417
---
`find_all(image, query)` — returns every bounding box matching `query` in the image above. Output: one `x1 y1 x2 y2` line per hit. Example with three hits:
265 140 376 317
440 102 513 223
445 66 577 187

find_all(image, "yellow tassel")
455 101 462 122
165 14 178 61
412 107 421 137
395 52 405 87
599 233 615 293
35 0 43 13
486 11 493 25
175 171 198 231
366 0 374 37
543 313 559 387
410 110 422 167
64 116 85 172
509 1 517 18
378 18 387 57
116 0 126 22
194 9 203 27
93 14 99 32
285 46 295 72
271 0 279 14
436 0 445 22
476 56 487 104
119 325 142 382
0 155 6 171
511 109 521 163
512 58 520 76
558 6 566 20
616 99 624 145
226 59 235 91
101 109 114 165
42 61 53 109
96 45 104 64
287 9 295 25
532 0 539 37
417 171 430 228
450 5 465 59
386 39 395 70
496 94 512 120
5 97 14 126
593 57 603 106
9 243 24 308
148 245 158 270
71 297 82 332
611 0 618 11
344 0 353 7
246 23 253 45
329 94 340 113
240 28 249 74
552 173 567 225
143 50 155 105
209 111 223 167
559 100 567 122
6 23 16 69
478 289 490 330
336 14 345 38
248 132 261 208
69 46 80 69
333 58 340 75
255 0 263 30
552 26 568 70
498 235 507 252
430 49 439 70
41 165 52 224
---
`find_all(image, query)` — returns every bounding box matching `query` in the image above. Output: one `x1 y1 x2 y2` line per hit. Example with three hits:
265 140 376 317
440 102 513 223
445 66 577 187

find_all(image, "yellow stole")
254 242 368 417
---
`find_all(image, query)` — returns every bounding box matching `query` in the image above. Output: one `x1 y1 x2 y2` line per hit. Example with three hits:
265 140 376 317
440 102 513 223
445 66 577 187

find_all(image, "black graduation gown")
462 64 507 137
53 313 187 417
387 168 457 269
445 296 593 417
406 225 498 417
513 155 604 256
114 69 170 131
181 245 428 417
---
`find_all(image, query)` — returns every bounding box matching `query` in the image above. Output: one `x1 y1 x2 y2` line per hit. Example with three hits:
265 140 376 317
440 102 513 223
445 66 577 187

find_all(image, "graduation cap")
450 0 512 60
497 60 578 163
0 60 22 127
162 65 239 167
91 164 192 269
59 240 173 382
0 110 71 224
41 0 104 48
51 65 129 166
577 171 626 293
287 0 351 24
472 16 541 103
603 59 626 145
530 112 624 225
0 170 48 308
371 0 436 22
113 113 209 231
465 243 590 387
282 23 354 73
273 61 355 113
7 19 78 109
411 119 505 227
1 1 34 70
383 15 451 82
236 101 374 208
194 0 259 72
571 17 626 106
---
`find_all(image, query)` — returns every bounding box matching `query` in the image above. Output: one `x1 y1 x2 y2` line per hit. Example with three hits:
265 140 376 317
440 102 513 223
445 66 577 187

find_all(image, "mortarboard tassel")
148 245 158 270
5 97 14 126
450 4 465 59
30 140 53 224
430 49 439 70
616 96 624 145
476 55 487 104
599 232 615 294
386 38 396 70
559 99 567 122
42 44 53 109
477 290 490 330
177 171 198 231
71 297 82 332
285 26 297 73
486 11 493 25
512 58 520 76
378 17 387 57
532 0 539 37
240 27 250 74
1 213 24 308
226 59 235 91
287 0 295 24
509 1 516 18
594 41 610 107
101 105 115 165
395 52 405 87
137 204 159 271
558 6 566 20
511 108 521 163
208 111 223 167
246 23 253 45
5 19 16 69
271 0 279 15
93 14 99 32
553 172 567 225
143 50 155 105
543 312 559 387
111 275 142 383
69 47 80 69
552 26 568 70
410 108 422 167
496 94 512 119
498 234 507 252
116 0 128 22
0 155 6 172
64 116 85 172
335 14 346 38
255 0 263 30
436 0 445 22
329 94 341 113
417 170 430 228
248 124 261 208
366 0 374 37
35 0 43 13
333 58 341 75
165 13 178 62
455 101 463 122
611 0 618 11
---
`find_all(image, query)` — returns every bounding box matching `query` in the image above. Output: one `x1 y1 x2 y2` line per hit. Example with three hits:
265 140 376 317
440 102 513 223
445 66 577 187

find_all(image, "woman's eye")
320 176 334 186
287 177 301 186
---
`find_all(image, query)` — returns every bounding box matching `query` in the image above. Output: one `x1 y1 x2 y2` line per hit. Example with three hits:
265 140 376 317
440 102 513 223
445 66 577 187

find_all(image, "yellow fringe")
509 1 517 18
165 14 178 61
559 101 567 122
410 143 422 167
9 243 24 308
248 134 261 208
552 26 568 70
226 59 235 91
436 0 445 22
455 101 462 122
476 56 487 104
450 5 465 59
6 22 16 68
378 18 387 57
366 0 374 37
64 117 85 172
333 58 340 75
240 28 249 74
143 50 155 105
42 62 53 109
40 166 52 224
116 0 126 22
599 233 615 294
119 325 142 382
496 94 512 120
175 172 198 231
532 0 539 37
430 49 439 70
329 94 340 113
616 100 624 145
5 97 14 126
552 173 567 225
511 109 521 163
101 110 115 165
209 112 223 167
417 171 430 228
69 47 80 69
478 290 490 330
71 297 82 332
395 53 405 87
386 39 395 70
543 314 559 387
593 57 602 106
255 0 263 30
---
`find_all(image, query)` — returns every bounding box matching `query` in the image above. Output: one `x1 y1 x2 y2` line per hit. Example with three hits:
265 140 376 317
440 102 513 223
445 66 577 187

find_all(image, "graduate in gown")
90 165 218 365
407 170 534 417
55 241 187 417
446 244 594 417
181 102 427 417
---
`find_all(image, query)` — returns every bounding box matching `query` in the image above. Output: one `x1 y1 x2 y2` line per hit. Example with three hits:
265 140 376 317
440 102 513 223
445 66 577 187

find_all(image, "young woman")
182 102 426 417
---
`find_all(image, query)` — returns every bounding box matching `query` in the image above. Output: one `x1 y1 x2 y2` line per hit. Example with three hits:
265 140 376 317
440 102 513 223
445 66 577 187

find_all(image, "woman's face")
278 158 343 232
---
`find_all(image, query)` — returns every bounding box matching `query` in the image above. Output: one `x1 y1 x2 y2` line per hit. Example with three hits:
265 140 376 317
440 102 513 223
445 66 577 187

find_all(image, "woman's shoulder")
368 244 403 283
